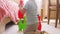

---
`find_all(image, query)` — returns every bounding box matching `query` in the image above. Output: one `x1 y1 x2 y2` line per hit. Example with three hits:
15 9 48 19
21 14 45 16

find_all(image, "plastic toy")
18 0 27 31
18 10 24 19
18 16 27 31
37 15 42 31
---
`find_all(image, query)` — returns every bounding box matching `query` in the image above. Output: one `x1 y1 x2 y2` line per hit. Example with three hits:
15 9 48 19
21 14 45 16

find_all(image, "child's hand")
18 18 20 20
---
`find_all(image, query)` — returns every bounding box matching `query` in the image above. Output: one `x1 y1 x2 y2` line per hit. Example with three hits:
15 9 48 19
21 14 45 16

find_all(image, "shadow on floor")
5 21 15 30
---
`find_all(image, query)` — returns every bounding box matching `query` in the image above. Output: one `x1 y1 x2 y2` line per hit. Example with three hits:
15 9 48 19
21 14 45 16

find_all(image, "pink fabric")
0 0 19 23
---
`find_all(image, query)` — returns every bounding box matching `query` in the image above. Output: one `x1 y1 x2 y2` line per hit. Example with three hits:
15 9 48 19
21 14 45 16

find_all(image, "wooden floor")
3 20 60 34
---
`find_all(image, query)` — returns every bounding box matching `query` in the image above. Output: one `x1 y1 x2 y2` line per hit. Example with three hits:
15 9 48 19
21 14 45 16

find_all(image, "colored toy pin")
18 16 27 31
17 0 27 31
18 10 24 19
18 0 24 19
37 15 42 31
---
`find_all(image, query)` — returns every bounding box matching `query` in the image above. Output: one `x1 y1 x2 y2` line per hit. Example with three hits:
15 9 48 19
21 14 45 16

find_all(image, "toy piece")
18 0 27 31
18 16 27 31
37 15 42 31
18 10 24 19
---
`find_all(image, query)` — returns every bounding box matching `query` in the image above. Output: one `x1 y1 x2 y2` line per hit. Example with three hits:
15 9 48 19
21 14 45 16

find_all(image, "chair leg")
55 12 58 28
59 18 60 24
48 11 50 24
55 19 57 28
55 0 59 28
55 13 58 28
41 9 43 21
48 18 50 24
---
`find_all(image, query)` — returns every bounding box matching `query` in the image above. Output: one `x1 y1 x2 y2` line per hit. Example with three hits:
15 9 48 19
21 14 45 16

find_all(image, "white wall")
35 0 42 15
42 0 48 18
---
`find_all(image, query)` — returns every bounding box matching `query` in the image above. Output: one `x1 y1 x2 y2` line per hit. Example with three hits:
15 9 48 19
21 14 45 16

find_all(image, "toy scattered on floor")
37 15 42 31
40 31 48 34
18 0 27 31
18 0 24 19
18 10 24 19
36 31 48 34
18 16 27 31
18 10 27 31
